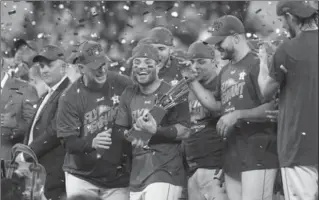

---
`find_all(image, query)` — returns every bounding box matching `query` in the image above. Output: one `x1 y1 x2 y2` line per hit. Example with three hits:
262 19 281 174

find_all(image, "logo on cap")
86 44 102 56
209 21 223 32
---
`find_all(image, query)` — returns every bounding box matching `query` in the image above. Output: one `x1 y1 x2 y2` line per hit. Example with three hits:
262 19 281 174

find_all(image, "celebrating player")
114 43 191 200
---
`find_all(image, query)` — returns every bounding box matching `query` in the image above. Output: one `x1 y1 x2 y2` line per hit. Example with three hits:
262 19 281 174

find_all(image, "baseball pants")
188 168 228 200
130 182 183 200
64 172 129 200
281 165 318 200
225 169 277 200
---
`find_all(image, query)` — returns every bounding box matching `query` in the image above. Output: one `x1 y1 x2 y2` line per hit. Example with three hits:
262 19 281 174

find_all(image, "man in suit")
0 54 38 160
21 45 71 200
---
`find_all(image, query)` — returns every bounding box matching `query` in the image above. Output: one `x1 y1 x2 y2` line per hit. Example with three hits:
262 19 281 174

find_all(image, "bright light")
59 4 64 9
276 28 280 34
120 67 126 71
171 11 178 17
174 3 179 7
121 39 126 44
31 21 36 25
246 33 252 38
253 34 258 38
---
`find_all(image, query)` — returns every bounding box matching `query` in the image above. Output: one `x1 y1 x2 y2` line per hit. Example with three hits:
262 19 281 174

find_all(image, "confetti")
123 5 130 11
110 62 119 67
37 33 44 38
8 10 16 15
145 1 154 5
143 11 150 15
255 9 262 14
171 11 178 17
166 5 174 12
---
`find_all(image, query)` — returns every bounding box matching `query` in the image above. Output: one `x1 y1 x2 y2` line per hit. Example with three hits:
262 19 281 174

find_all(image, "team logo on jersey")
111 95 120 105
239 71 247 80
170 79 178 86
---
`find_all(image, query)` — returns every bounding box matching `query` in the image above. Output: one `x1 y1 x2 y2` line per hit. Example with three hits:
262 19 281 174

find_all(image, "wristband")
155 125 178 139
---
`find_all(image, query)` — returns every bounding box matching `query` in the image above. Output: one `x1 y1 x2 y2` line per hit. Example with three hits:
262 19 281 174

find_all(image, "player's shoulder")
59 79 83 102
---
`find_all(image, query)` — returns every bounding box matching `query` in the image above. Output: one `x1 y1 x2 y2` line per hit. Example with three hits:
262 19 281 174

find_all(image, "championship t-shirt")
115 81 190 192
57 71 132 188
269 30 318 167
184 78 223 174
215 52 278 172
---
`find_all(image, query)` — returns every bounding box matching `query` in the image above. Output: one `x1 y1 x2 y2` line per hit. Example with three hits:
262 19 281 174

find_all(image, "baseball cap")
188 41 215 60
74 41 110 70
276 1 318 18
205 15 245 45
137 37 153 46
33 45 65 63
131 44 160 63
148 27 174 46
14 39 39 53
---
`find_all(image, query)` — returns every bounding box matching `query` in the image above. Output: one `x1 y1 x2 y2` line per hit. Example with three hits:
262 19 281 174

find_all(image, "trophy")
124 78 191 147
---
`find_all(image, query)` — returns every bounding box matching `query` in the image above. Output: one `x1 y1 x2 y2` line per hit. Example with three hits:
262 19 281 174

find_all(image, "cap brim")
14 39 27 51
85 56 106 70
204 36 227 45
33 55 54 63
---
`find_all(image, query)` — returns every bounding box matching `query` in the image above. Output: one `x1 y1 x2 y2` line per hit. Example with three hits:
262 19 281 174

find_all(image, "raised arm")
188 80 221 112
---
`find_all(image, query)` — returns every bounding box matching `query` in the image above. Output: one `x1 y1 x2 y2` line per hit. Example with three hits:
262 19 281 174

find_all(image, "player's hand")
181 67 200 82
217 110 241 138
92 128 112 149
134 110 157 134
131 138 146 148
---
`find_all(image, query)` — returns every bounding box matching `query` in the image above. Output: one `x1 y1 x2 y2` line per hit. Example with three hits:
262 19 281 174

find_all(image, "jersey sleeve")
269 43 287 85
115 88 132 128
214 70 222 101
57 92 82 138
249 59 265 104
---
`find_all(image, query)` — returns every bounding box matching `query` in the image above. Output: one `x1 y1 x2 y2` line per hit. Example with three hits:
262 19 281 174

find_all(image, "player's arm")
258 43 286 101
138 101 191 142
188 80 221 112
57 94 95 154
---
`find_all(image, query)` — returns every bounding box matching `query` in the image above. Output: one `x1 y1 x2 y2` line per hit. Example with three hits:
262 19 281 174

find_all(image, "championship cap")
148 27 174 46
276 1 318 18
205 15 245 45
33 45 65 63
73 41 110 70
188 41 215 60
131 44 160 63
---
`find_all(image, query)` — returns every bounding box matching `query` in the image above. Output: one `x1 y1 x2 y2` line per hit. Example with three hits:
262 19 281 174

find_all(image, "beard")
219 48 235 61
287 25 296 38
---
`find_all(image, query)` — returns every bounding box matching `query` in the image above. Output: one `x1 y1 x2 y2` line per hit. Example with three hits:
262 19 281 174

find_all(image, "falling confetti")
8 10 16 15
123 5 130 11
171 11 178 17
37 33 44 38
255 9 262 14
145 1 154 5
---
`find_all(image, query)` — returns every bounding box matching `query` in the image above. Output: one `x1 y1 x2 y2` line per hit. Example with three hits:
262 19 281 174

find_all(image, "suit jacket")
0 77 38 160
23 77 70 199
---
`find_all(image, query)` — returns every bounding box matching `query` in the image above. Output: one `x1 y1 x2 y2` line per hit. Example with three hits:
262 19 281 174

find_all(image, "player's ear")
78 64 85 75
232 33 241 45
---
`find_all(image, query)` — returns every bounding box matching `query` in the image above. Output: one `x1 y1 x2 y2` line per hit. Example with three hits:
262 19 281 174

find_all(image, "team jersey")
269 30 318 167
115 81 190 192
57 71 132 188
215 52 278 172
184 77 223 174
